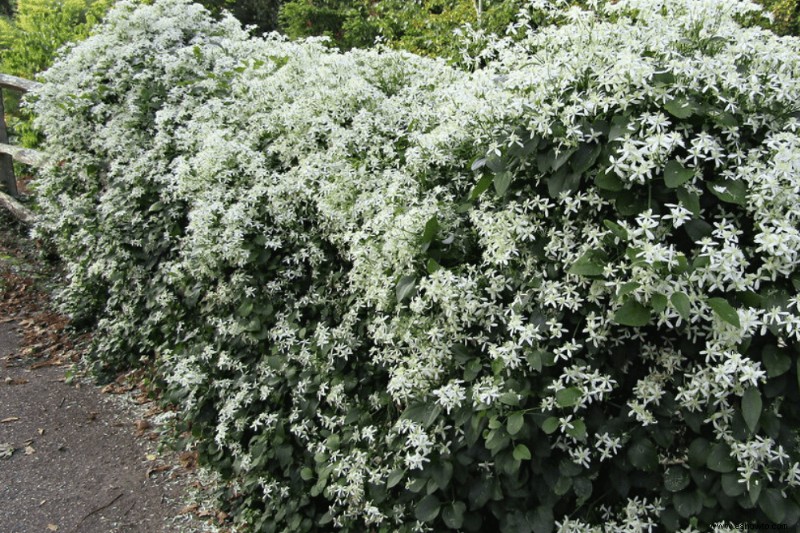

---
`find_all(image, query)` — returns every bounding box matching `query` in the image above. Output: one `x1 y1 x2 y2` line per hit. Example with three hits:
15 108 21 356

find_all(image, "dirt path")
0 321 217 533
0 212 226 533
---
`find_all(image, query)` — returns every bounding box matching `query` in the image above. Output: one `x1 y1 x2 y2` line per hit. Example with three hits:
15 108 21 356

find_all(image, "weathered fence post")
0 88 19 198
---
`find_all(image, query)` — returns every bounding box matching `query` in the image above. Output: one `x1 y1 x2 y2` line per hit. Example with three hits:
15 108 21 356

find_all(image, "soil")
0 210 227 533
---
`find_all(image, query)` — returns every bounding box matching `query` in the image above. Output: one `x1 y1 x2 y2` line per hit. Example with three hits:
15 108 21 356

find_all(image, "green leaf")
664 160 694 188
685 219 713 242
237 300 254 317
426 258 441 274
749 478 762 505
570 143 601 174
568 251 606 277
609 115 632 141
542 417 559 435
759 488 786 524
706 297 741 328
530 507 554 533
513 444 532 461
664 466 690 492
566 419 586 440
554 476 572 495
762 345 791 378
664 97 694 119
396 276 417 303
470 173 494 200
507 412 525 436
688 438 710 468
430 460 453 490
595 171 624 191
386 469 405 489
415 494 441 523
651 293 668 314
441 502 466 529
603 219 628 240
721 473 745 497
486 155 505 173
499 392 519 406
673 490 703 518
468 477 493 508
670 292 692 321
326 434 340 451
493 171 513 196
300 467 314 480
401 403 441 427
556 387 582 407
715 111 738 128
614 299 651 327
708 179 746 205
553 147 578 171
741 387 762 433
463 359 482 381
706 443 736 473
676 187 701 216
628 439 658 471
618 281 640 297
547 167 581 198
421 217 439 244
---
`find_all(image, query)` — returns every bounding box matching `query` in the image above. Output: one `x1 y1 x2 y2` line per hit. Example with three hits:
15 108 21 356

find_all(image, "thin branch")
72 492 124 531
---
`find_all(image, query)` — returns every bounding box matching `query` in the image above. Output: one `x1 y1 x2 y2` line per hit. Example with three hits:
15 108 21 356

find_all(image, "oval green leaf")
664 160 694 188
706 297 741 328
741 387 762 433
414 494 441 523
614 299 651 327
513 444 532 461
507 412 525 436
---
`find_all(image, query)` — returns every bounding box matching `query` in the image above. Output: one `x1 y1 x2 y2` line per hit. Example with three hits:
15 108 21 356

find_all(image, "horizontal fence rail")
0 143 45 167
0 73 42 93
0 72 42 224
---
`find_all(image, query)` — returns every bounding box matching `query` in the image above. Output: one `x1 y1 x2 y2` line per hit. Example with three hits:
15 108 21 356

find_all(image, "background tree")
758 0 800 35
278 0 523 59
0 0 112 147
197 0 283 32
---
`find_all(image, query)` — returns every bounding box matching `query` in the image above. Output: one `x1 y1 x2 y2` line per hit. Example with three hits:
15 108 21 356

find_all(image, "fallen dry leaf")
24 445 35 455
135 419 151 431
47 524 58 531
30 358 62 369
1 417 20 423
178 451 197 470
0 443 13 459
146 464 171 477
4 377 28 385
179 504 199 515
143 405 162 417
38 428 44 435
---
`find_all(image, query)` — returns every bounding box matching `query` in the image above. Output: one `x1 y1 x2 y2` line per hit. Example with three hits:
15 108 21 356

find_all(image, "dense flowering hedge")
30 0 800 531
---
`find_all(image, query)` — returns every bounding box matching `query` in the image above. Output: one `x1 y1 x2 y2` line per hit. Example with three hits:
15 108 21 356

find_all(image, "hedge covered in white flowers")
29 0 800 530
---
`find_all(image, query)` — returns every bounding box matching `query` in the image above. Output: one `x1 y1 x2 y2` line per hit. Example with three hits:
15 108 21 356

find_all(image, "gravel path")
0 321 216 533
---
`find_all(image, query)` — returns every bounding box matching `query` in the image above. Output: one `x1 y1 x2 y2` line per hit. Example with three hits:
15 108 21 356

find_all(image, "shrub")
756 0 800 35
31 0 800 531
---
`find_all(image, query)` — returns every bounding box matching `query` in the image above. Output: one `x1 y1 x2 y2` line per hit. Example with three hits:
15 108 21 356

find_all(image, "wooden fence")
0 73 44 224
